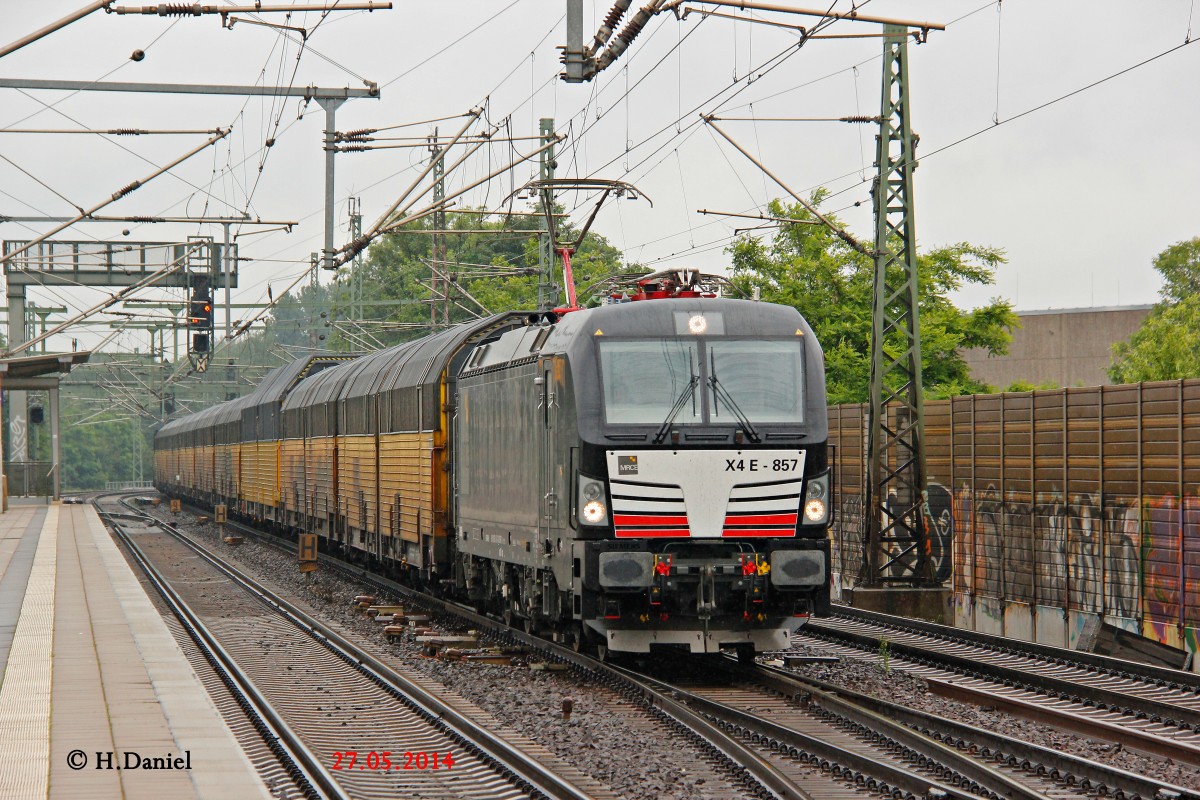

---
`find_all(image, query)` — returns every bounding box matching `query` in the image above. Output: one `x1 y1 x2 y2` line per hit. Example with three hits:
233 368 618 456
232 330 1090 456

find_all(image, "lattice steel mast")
429 131 449 327
864 24 931 586
537 118 558 311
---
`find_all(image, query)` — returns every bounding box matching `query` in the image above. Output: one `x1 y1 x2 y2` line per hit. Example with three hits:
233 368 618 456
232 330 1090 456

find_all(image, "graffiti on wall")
830 482 956 586
832 484 1197 646
950 487 1145 619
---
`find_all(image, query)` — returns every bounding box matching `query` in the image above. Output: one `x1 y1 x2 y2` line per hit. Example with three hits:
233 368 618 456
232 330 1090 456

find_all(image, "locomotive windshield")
598 337 805 426
708 339 805 423
598 340 700 424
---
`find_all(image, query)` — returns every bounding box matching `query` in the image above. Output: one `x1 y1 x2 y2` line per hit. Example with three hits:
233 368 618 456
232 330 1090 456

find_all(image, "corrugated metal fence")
829 379 1200 657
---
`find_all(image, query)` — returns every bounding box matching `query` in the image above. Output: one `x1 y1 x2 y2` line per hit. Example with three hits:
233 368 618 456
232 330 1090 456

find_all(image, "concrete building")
962 305 1153 390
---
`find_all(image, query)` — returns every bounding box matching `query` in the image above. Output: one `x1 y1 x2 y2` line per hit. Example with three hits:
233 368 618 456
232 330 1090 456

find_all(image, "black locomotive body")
454 298 830 654
155 293 831 656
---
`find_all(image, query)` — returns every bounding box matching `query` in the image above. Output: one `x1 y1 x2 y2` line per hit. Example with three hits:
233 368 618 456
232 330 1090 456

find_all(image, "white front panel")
606 449 805 538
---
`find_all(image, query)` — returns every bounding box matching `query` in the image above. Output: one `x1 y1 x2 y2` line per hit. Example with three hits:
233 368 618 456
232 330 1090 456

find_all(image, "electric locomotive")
453 270 831 656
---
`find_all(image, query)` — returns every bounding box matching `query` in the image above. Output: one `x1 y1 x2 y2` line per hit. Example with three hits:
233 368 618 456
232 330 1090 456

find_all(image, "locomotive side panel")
456 359 543 556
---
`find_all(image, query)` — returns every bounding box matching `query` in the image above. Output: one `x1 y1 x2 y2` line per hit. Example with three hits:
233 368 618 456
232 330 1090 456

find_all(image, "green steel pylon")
864 24 932 587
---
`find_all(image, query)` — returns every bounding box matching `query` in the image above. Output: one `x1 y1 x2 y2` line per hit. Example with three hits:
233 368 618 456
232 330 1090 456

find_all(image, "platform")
0 502 269 799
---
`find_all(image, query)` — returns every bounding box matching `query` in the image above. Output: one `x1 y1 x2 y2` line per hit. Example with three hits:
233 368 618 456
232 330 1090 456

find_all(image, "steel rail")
96 500 342 800
804 622 1200 732
121 500 594 800
748 661 1200 800
183 506 813 800
924 676 1200 768
834 606 1200 691
618 666 1011 800
724 661 1055 800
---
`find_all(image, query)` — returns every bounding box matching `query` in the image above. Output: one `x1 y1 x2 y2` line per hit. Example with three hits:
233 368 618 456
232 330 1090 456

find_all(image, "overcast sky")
2 1 1197 354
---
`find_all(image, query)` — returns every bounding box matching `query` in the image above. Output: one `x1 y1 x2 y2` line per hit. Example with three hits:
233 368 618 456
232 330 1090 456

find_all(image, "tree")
727 195 1018 405
1109 236 1200 383
1151 237 1200 304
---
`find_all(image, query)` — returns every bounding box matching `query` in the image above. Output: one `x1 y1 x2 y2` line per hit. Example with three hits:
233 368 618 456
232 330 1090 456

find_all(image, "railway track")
796 608 1200 767
739 661 1199 800
99 496 593 800
140 498 1200 799
162 501 988 800
163 505 813 800
157 607 307 799
622 664 1049 800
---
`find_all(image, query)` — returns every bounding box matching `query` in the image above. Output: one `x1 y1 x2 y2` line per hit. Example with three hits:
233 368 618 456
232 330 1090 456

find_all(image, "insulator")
840 115 878 124
157 4 203 17
128 216 156 223
344 236 370 257
110 129 147 136
112 180 141 200
615 10 649 47
593 0 633 49
605 1 631 29
338 145 370 152
342 128 376 138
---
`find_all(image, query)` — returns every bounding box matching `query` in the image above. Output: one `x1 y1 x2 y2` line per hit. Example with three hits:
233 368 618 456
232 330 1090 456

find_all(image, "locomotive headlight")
578 475 609 526
806 474 827 499
686 314 708 335
803 471 830 524
582 500 608 525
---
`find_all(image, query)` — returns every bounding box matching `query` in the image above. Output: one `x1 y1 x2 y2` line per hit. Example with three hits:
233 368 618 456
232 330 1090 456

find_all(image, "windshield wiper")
709 351 761 443
653 374 699 445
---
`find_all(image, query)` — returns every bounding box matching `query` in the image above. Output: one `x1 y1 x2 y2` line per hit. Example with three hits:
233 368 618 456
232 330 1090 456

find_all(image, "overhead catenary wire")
1 129 230 267
23 0 1181 365
566 0 1032 269
556 1 858 222
381 0 522 89
814 34 1200 210
0 127 226 135
0 152 83 212
10 87 246 217
5 240 206 357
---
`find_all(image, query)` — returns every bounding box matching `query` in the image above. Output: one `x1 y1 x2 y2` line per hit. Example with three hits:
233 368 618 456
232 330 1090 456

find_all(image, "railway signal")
188 283 213 355
188 296 212 328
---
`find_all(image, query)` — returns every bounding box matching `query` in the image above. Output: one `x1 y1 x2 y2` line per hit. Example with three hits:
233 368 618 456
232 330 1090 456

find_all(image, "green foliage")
60 403 153 491
1004 379 1059 393
727 196 1017 404
1109 236 1200 383
1151 237 1200 304
1109 295 1200 383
